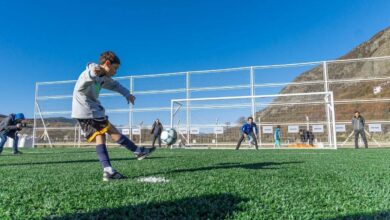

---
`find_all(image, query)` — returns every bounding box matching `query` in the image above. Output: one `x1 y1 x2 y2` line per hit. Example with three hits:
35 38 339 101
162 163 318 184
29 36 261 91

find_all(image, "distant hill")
258 27 390 123
43 117 77 126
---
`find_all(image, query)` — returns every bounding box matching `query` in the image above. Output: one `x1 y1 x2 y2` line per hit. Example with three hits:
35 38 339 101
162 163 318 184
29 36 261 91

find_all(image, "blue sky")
1 0 390 118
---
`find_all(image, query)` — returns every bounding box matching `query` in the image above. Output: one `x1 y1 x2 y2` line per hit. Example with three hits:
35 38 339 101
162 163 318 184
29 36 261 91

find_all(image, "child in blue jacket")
236 117 258 150
274 125 281 148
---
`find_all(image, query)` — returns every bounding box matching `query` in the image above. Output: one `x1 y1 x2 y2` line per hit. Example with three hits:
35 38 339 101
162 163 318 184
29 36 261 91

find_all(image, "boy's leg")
0 134 7 154
236 134 245 150
108 123 156 160
95 134 112 169
77 118 126 181
95 134 126 181
251 135 258 150
108 124 138 152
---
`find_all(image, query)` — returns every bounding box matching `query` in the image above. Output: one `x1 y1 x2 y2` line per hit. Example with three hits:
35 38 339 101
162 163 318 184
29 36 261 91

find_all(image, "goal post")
171 92 337 149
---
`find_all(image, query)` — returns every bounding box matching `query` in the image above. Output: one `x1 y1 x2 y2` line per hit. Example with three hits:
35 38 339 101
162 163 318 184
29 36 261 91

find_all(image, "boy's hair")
355 111 360 114
277 125 281 128
247 116 253 121
99 51 121 65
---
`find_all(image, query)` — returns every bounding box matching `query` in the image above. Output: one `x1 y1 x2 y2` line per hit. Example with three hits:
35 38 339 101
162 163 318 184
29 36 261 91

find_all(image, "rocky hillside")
259 27 390 123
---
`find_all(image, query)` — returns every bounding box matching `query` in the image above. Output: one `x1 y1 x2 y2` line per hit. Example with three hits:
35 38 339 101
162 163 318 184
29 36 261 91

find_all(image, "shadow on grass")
24 150 97 155
0 157 166 167
1 149 134 156
166 161 303 174
45 193 245 220
327 211 390 220
134 161 303 178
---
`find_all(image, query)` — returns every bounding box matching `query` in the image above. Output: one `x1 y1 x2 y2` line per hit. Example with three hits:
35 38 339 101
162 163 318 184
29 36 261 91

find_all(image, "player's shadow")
326 210 390 220
143 161 302 177
45 193 246 220
0 157 166 167
167 161 302 173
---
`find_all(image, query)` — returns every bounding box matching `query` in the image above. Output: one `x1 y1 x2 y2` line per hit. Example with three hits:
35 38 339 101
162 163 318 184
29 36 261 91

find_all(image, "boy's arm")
102 78 135 104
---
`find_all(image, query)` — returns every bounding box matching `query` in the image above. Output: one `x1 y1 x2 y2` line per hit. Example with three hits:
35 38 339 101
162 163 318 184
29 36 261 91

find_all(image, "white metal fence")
33 56 390 148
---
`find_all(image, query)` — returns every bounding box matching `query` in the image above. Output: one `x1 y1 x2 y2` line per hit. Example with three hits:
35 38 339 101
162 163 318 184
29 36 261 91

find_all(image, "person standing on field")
352 111 368 149
151 119 163 148
274 125 281 148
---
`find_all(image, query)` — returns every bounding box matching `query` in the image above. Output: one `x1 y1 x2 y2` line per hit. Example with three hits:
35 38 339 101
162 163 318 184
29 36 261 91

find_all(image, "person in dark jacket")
151 119 164 148
352 111 368 149
0 113 26 155
299 129 314 146
236 116 258 150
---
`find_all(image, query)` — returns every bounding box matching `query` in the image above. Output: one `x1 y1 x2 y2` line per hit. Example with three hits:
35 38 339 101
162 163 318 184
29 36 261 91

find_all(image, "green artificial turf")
0 148 390 219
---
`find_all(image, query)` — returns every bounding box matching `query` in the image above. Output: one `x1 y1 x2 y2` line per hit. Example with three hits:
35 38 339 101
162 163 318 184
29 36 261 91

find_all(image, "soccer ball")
161 128 177 145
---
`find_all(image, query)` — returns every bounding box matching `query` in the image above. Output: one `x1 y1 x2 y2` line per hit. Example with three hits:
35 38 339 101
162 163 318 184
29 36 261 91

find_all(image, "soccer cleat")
103 171 127 182
134 147 156 160
135 152 146 160
12 151 23 155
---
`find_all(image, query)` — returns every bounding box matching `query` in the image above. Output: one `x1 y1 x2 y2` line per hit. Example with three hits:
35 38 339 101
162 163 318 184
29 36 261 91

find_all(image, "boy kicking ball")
72 51 155 181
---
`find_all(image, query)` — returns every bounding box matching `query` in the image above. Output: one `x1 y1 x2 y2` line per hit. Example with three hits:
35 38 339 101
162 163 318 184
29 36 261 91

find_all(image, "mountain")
258 27 390 124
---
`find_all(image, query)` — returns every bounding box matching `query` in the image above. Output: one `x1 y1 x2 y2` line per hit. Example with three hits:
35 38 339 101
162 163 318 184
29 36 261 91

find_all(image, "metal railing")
33 56 390 148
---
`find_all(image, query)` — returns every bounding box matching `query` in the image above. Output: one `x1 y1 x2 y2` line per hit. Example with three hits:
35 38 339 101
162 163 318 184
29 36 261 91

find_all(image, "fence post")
186 72 190 145
33 83 38 148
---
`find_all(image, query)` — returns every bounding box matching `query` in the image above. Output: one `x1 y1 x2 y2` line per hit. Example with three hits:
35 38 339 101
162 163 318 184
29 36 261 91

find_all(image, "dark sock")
96 144 111 168
117 135 138 152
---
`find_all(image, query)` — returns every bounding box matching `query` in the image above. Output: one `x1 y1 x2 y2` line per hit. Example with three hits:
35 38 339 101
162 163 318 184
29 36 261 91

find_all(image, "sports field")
0 148 389 219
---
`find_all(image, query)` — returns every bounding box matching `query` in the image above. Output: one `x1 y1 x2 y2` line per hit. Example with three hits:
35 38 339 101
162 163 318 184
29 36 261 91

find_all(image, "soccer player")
0 113 26 155
72 51 155 181
236 116 258 150
352 111 368 149
151 119 163 148
274 125 281 148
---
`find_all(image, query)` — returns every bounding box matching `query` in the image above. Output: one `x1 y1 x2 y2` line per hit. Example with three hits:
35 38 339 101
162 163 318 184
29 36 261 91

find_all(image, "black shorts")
77 117 110 143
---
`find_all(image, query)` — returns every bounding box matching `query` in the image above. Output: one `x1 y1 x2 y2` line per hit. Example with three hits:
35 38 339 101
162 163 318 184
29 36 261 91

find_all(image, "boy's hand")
127 94 136 105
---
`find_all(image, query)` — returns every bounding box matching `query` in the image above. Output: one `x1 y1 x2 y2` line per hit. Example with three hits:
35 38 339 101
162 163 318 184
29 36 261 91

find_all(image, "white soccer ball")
161 128 178 145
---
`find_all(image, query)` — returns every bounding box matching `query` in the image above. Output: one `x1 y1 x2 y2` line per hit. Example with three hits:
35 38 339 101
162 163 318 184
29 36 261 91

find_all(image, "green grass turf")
0 148 390 220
